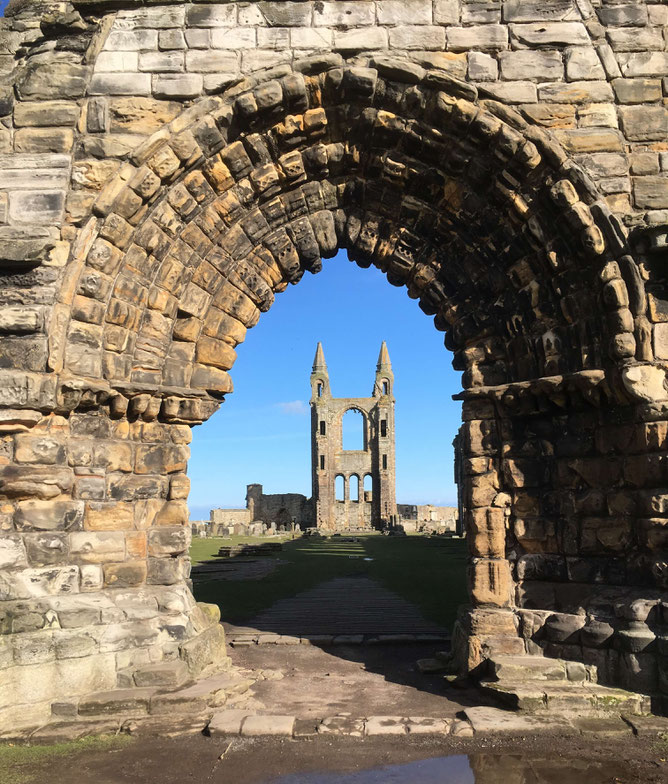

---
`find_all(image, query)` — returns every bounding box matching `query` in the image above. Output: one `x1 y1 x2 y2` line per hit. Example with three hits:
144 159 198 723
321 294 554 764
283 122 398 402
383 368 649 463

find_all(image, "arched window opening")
342 409 365 451
363 474 373 502
320 420 326 436
382 380 389 395
335 475 345 502
350 475 360 502
317 382 323 397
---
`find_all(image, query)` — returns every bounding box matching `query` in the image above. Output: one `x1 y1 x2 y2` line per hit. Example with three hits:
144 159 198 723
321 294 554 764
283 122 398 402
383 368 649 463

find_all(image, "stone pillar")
0 407 227 731
452 397 521 672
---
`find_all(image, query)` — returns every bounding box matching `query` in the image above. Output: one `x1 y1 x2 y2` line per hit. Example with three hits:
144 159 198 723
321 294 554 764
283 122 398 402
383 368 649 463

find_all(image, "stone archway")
0 0 667 731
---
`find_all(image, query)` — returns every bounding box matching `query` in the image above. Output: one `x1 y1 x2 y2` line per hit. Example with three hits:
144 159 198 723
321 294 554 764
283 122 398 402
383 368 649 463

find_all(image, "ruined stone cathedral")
310 342 397 531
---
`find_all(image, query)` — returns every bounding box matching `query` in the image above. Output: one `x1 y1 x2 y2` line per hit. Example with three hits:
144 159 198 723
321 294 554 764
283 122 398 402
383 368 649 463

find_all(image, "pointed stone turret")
374 341 394 397
310 342 330 401
312 341 328 372
376 341 392 372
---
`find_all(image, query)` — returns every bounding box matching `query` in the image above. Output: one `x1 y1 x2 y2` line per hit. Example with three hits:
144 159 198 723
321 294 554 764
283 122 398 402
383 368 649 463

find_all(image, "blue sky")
188 252 463 519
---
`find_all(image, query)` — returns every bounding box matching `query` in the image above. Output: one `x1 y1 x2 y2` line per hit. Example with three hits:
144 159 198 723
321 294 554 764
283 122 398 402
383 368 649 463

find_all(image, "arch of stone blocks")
0 0 667 731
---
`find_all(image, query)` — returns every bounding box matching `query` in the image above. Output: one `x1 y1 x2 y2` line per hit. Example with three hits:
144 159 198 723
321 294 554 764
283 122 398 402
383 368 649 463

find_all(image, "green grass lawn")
190 533 468 629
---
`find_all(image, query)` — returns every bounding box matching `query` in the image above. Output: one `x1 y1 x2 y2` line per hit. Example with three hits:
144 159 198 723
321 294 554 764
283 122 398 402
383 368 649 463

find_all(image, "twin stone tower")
310 342 397 531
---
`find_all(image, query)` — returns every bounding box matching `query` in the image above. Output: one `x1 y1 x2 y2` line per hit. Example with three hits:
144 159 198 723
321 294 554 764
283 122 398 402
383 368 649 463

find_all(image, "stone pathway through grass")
191 534 468 629
226 576 450 640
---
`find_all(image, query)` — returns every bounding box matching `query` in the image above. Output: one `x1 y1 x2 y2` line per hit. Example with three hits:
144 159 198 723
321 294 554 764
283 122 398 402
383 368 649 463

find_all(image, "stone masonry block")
434 0 460 25
314 3 375 28
186 50 237 74
95 52 139 73
186 3 236 28
510 23 590 47
89 74 152 97
15 500 84 532
499 50 563 81
468 51 498 81
334 28 388 51
448 25 508 51
70 531 126 564
565 47 605 81
13 101 80 128
619 105 668 141
0 534 27 568
153 75 204 101
635 177 668 210
105 30 159 51
14 129 74 154
378 1 433 26
503 1 576 23
117 6 185 30
389 26 446 50
85 501 134 531
613 78 663 104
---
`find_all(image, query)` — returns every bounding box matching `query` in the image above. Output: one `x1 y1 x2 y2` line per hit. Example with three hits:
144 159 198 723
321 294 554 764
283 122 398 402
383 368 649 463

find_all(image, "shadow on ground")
190 534 478 717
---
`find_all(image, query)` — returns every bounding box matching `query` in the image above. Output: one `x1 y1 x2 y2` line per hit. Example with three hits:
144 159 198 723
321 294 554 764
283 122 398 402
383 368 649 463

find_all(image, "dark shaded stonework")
0 0 667 731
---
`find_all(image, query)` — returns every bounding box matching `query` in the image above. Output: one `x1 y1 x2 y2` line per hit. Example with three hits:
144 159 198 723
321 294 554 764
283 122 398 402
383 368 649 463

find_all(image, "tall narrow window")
320 455 325 470
335 475 345 501
382 380 389 394
350 475 360 502
342 409 364 450
363 474 372 501
317 382 323 397
380 419 387 437
382 454 387 470
320 420 326 436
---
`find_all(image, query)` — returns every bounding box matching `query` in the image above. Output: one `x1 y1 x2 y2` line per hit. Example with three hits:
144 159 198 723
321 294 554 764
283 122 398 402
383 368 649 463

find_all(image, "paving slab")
317 715 365 737
365 716 407 736
208 709 250 736
241 714 295 736
464 706 576 735
451 719 474 737
406 717 450 735
573 716 633 737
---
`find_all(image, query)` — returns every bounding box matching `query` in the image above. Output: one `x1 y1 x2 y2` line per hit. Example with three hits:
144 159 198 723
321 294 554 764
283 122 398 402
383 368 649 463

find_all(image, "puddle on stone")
265 754 627 784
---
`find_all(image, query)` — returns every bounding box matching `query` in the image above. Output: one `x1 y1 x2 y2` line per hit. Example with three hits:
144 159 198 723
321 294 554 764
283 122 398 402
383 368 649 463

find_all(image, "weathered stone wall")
210 485 313 529
246 483 313 527
0 0 666 728
397 504 457 532
210 506 251 526
311 342 396 530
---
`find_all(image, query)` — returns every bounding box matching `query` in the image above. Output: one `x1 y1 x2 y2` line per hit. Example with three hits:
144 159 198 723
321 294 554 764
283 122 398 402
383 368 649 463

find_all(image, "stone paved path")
228 576 449 638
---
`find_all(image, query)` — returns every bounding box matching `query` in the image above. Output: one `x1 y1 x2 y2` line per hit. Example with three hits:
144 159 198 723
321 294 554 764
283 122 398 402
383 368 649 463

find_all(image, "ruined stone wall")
210 506 251 526
247 485 313 527
397 504 457 532
310 343 396 530
0 0 666 728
